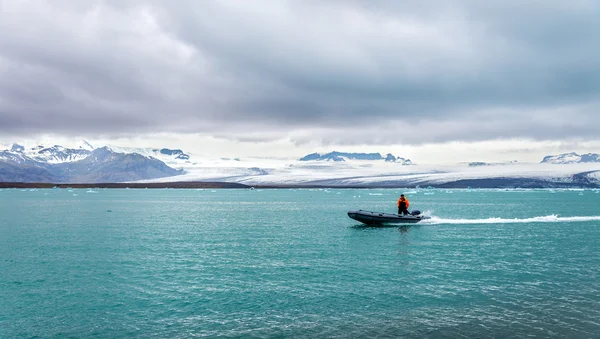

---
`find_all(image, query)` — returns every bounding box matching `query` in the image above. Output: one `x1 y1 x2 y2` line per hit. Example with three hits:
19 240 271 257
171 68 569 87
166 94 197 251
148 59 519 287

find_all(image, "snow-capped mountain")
57 147 182 183
0 148 34 165
31 145 92 163
102 146 192 166
0 143 181 183
1 141 193 164
299 151 412 165
541 152 600 164
0 141 96 164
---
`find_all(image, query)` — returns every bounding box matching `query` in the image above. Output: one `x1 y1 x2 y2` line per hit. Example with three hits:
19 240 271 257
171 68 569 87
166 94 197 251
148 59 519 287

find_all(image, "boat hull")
347 210 430 225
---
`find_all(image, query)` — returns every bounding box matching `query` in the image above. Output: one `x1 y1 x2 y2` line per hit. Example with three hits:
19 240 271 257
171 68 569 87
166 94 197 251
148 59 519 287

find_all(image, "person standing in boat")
397 194 410 215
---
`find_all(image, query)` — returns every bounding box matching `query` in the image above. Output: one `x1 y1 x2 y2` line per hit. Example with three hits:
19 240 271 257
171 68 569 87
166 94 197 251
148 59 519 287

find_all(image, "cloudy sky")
1 0 599 163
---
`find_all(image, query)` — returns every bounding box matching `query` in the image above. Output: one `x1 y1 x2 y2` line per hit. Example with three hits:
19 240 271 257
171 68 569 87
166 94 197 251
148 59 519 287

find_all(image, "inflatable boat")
347 209 430 225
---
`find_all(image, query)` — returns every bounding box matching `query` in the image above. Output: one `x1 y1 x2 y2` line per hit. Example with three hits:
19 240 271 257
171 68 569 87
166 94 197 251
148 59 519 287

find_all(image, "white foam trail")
422 215 600 225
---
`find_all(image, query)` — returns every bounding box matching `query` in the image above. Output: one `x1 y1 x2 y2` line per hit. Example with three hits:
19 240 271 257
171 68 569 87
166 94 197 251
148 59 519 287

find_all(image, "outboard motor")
411 210 421 216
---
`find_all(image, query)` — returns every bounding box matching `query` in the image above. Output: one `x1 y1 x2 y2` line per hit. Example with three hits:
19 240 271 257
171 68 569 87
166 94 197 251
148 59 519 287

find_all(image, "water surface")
1 188 599 337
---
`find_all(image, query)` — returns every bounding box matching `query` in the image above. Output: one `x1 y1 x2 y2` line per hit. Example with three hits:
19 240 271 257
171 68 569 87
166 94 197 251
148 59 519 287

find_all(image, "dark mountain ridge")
299 151 412 164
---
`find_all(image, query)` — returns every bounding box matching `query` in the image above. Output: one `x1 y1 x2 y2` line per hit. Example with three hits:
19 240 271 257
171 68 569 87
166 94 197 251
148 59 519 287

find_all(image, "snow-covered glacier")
141 155 600 188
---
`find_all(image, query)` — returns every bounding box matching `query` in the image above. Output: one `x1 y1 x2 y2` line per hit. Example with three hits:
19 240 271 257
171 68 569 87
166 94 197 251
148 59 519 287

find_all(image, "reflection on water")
398 225 411 233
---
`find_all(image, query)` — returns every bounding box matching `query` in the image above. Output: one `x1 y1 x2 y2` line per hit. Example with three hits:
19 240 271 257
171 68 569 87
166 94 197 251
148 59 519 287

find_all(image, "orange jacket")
397 197 410 208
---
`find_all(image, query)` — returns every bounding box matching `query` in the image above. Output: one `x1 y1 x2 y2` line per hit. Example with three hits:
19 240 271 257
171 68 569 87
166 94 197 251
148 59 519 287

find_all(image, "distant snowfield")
139 155 600 186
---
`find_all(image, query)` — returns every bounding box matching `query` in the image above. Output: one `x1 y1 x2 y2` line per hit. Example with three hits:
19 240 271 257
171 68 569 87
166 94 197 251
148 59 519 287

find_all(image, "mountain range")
1 142 599 187
0 143 181 183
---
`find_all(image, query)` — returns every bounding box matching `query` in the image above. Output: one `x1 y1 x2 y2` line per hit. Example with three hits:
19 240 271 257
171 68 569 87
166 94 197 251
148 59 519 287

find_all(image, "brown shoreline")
0 181 379 189
0 181 406 189
0 181 250 189
3 179 595 189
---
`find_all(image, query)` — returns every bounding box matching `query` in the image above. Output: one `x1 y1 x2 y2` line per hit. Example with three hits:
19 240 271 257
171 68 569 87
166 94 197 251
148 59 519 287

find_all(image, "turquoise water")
1 188 600 338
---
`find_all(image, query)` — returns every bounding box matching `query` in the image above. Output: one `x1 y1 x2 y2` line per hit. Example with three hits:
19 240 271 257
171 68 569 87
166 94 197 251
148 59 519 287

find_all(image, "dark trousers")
398 207 409 215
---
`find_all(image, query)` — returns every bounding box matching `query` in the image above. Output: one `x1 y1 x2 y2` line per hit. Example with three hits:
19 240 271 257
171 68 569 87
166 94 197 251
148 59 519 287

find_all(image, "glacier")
139 155 600 188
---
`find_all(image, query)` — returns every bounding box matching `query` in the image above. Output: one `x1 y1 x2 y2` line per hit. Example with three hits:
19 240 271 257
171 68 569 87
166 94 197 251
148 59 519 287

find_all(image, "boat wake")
421 215 600 225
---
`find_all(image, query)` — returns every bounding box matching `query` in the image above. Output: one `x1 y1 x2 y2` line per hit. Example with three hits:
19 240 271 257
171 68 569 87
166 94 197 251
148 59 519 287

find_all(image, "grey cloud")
0 0 599 145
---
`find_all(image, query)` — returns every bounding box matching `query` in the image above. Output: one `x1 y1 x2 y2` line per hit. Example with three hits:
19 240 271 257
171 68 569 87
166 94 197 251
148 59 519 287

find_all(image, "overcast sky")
1 0 599 163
